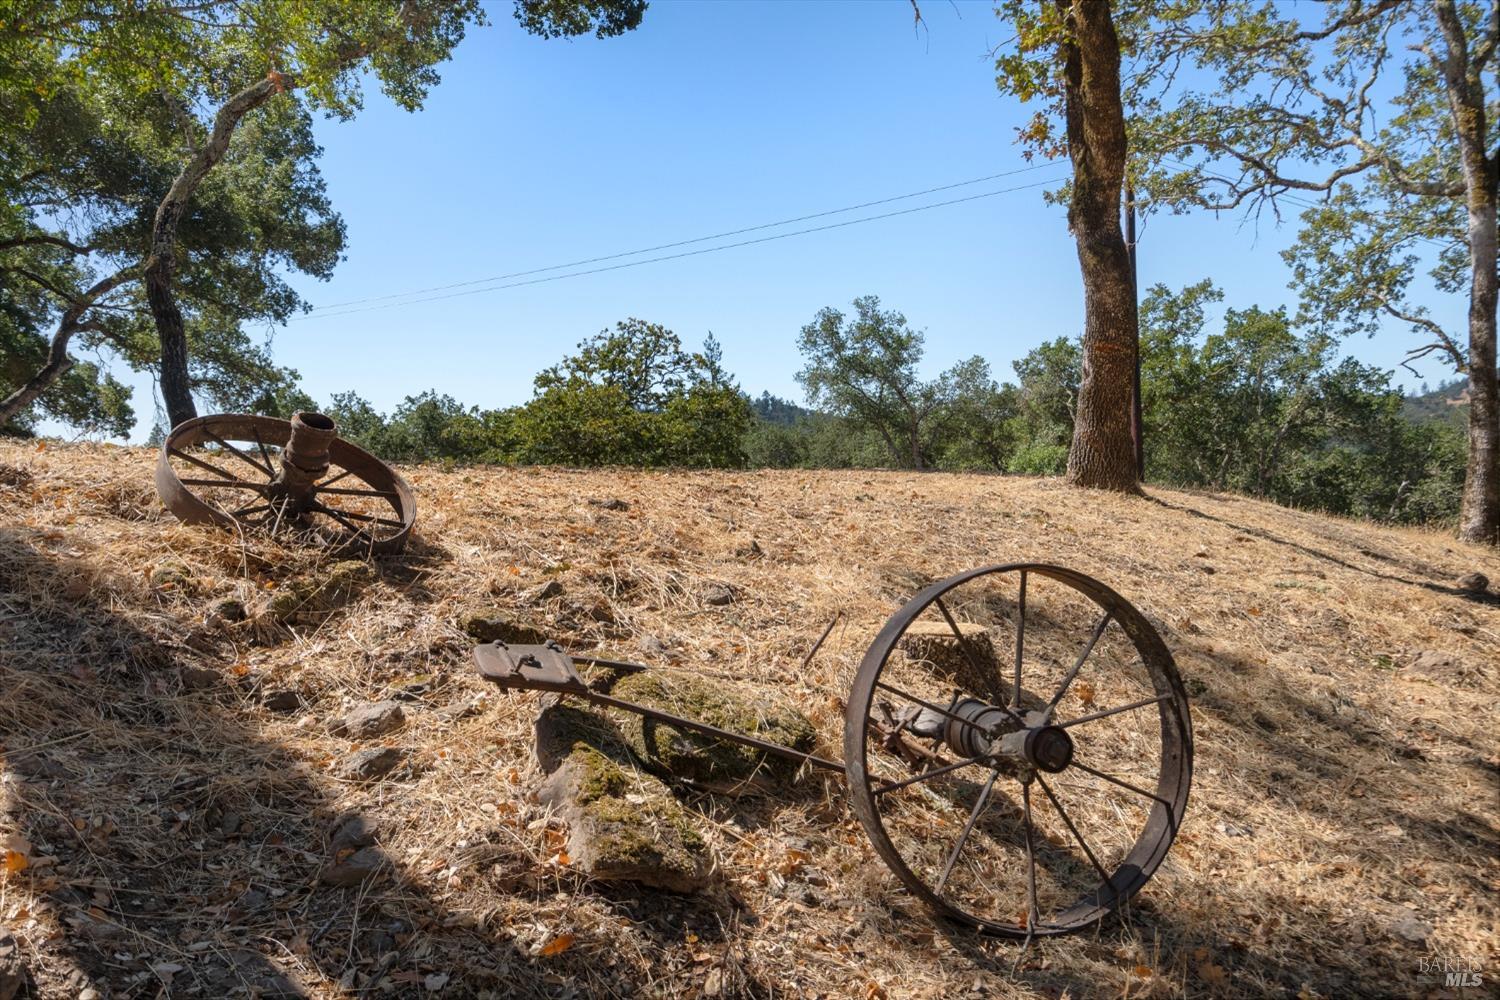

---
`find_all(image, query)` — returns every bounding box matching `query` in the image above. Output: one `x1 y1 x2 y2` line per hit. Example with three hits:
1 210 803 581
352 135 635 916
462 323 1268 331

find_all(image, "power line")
301 162 1063 314
293 175 1068 322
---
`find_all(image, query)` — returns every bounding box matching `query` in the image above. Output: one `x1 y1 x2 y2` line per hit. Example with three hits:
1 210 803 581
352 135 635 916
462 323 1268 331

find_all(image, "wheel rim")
843 563 1192 936
155 413 415 556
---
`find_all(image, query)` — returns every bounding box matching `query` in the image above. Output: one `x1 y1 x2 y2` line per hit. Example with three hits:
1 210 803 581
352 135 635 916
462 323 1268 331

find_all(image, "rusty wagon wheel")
155 412 415 556
843 563 1192 937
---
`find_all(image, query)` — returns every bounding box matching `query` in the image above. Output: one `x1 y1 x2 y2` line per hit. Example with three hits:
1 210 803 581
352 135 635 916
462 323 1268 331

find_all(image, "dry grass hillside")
1 438 1496 999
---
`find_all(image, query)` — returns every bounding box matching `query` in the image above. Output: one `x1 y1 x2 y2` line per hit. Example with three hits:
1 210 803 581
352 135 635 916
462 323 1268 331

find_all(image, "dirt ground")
1 438 1496 999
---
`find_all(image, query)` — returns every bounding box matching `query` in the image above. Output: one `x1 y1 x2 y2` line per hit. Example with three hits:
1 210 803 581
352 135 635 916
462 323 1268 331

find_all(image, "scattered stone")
638 634 669 658
1403 648 1468 681
523 580 565 604
206 596 247 624
339 747 406 781
0 934 27 1000
267 560 373 624
611 672 816 795
535 704 715 893
434 695 488 722
899 620 1006 703
179 665 221 691
262 689 303 713
701 583 735 607
331 701 406 740
460 611 549 645
1456 572 1489 594
388 673 436 701
320 845 387 887
1387 907 1432 945
8 754 73 782
329 815 380 853
1215 820 1253 838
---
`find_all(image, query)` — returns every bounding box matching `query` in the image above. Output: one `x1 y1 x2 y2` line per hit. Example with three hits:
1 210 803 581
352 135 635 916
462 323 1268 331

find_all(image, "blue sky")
100 0 1466 439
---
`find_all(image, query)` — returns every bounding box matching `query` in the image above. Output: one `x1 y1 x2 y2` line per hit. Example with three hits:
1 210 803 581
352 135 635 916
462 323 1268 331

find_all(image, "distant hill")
1404 377 1469 427
750 391 817 425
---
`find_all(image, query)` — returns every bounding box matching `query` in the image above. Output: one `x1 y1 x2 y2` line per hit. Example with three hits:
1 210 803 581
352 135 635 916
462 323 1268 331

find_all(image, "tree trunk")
145 74 284 430
1433 0 1500 544
1058 0 1140 492
0 268 135 430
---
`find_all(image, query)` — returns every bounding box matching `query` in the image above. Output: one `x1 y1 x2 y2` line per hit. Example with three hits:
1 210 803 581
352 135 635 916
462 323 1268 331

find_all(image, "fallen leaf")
1074 679 1096 707
1133 965 1154 978
539 933 575 957
4 850 27 874
865 982 888 1000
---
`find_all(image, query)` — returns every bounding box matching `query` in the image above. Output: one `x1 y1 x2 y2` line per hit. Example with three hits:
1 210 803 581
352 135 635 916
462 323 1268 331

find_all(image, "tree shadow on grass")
0 526 586 998
1145 494 1500 606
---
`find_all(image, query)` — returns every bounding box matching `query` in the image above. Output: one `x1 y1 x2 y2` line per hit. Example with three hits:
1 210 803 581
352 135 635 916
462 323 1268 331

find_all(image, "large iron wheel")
155 412 415 556
843 563 1192 936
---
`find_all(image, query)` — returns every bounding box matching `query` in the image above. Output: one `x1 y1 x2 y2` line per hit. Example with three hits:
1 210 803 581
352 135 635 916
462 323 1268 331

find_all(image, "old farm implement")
155 411 415 555
152 413 1191 937
475 563 1193 938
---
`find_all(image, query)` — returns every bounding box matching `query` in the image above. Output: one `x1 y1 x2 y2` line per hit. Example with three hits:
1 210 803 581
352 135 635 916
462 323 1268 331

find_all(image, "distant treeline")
205 286 1465 529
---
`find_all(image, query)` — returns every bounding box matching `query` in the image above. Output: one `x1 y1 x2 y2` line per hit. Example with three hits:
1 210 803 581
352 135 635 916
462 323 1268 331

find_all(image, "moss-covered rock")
149 560 196 593
609 672 816 796
460 609 549 645
535 704 713 893
267 560 373 624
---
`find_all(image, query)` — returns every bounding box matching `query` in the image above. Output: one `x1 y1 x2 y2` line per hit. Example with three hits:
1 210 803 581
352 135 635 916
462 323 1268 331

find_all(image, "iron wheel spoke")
936 769 999 893
1035 774 1113 886
178 478 266 491
1044 612 1113 715
169 447 239 483
1071 761 1178 830
204 430 274 478
1060 694 1171 729
315 468 355 489
315 485 397 499
1023 781 1040 934
232 502 272 518
1011 570 1027 709
871 754 987 796
934 597 1025 726
250 427 276 473
311 502 403 528
310 504 367 537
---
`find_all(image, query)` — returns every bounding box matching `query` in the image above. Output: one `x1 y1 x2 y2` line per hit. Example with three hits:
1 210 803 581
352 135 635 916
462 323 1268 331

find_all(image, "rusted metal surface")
155 411 415 555
473 564 1193 939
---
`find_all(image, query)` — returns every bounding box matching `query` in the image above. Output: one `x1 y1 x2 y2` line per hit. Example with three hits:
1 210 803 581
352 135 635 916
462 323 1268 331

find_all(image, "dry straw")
0 439 1495 998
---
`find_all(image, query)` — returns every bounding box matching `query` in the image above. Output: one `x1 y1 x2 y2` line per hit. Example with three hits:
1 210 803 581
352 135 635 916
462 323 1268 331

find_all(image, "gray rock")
329 815 379 853
9 754 73 782
1404 649 1467 680
331 701 405 740
180 666 221 690
638 634 669 658
1457 572 1489 594
207 597 248 623
460 613 548 645
320 846 387 887
263 689 303 713
1387 907 1432 945
702 584 735 607
523 579 565 604
339 747 405 781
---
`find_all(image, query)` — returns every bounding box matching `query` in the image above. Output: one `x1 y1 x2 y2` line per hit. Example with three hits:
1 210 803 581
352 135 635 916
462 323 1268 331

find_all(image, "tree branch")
0 233 94 255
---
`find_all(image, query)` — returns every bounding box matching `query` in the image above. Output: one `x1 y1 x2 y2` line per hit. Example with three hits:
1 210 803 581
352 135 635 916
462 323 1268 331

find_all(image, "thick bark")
1433 0 1500 544
145 74 284 429
1058 0 1140 492
0 268 135 430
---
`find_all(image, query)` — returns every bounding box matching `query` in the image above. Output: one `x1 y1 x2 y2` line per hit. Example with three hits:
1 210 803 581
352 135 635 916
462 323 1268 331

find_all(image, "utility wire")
300 162 1063 314
294 175 1067 322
